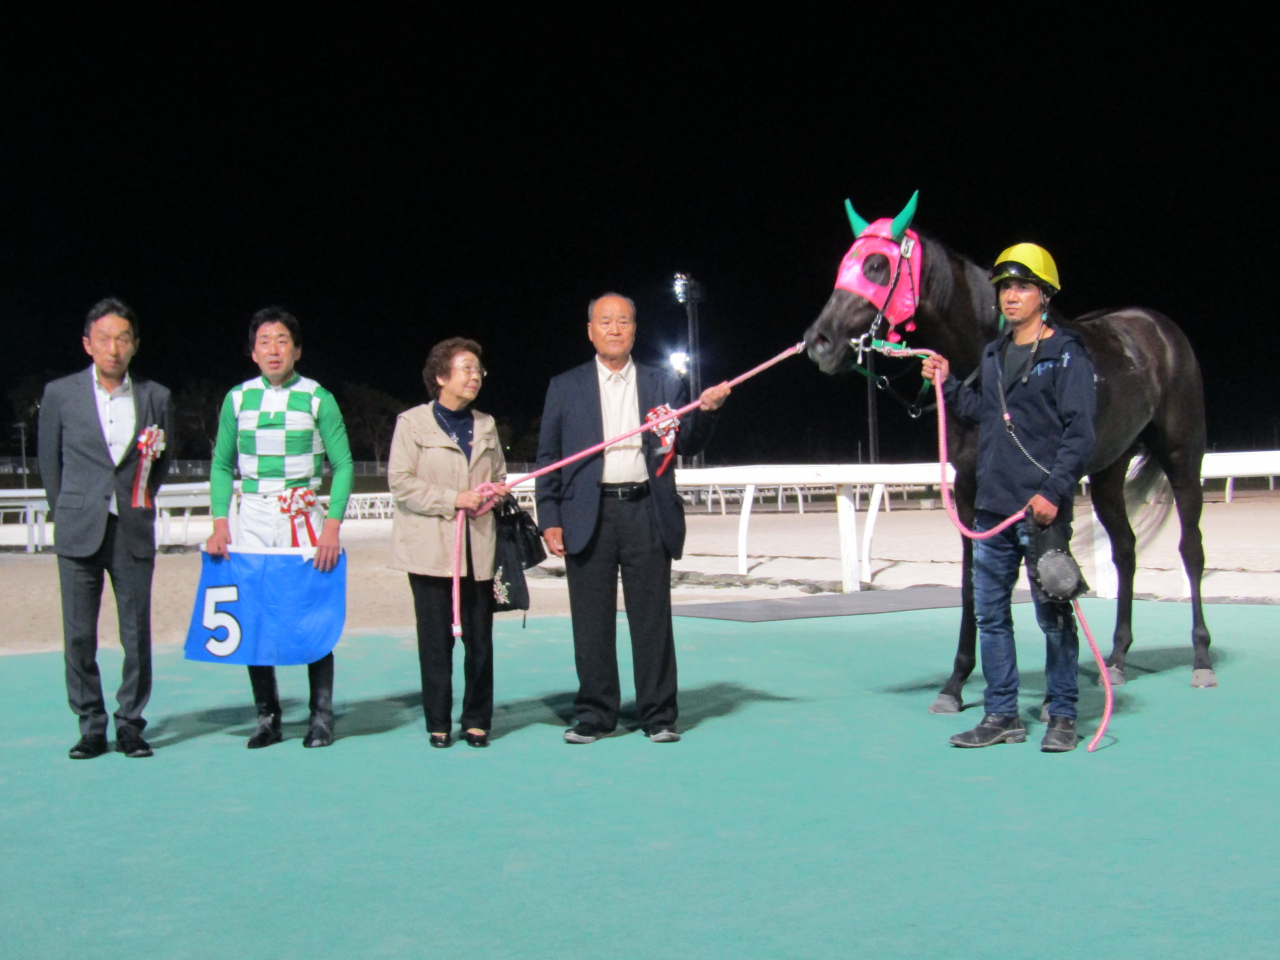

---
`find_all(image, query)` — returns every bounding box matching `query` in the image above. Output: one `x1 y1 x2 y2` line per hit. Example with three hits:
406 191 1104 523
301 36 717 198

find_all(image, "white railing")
0 483 399 552
679 464 953 590
7 453 1280 579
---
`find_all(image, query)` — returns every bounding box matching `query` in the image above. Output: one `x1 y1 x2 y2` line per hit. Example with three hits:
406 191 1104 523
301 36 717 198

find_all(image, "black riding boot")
246 666 283 749
303 653 334 748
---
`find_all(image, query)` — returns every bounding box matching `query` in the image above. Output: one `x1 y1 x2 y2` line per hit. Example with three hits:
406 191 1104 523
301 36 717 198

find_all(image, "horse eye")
861 253 891 285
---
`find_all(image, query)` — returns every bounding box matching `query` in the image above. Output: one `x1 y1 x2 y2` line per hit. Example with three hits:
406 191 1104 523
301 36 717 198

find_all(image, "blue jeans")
973 511 1079 720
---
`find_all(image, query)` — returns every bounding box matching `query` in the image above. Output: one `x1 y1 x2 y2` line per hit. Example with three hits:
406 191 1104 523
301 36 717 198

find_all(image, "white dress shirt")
596 356 648 484
91 365 136 515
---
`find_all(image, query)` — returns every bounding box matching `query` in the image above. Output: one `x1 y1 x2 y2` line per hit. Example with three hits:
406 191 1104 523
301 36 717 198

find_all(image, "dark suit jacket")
534 359 715 558
38 367 174 559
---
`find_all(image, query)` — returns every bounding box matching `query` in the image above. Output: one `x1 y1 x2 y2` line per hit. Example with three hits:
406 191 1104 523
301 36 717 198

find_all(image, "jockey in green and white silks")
210 372 354 547
203 307 354 750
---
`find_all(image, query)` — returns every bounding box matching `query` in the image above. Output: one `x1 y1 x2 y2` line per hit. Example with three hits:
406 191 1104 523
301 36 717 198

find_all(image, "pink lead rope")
882 345 1112 751
448 342 808 638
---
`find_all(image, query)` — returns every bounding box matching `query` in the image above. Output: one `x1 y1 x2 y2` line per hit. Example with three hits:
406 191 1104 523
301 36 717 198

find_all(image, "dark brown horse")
804 197 1216 711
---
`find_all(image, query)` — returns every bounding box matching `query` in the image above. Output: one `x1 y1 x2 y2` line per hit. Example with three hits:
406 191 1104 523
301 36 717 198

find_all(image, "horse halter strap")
833 219 923 342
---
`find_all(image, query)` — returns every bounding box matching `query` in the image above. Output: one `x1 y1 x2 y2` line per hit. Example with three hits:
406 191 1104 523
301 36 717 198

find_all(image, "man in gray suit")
38 298 174 759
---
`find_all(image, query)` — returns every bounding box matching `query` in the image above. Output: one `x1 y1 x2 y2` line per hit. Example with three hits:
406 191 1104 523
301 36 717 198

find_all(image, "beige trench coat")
387 403 507 579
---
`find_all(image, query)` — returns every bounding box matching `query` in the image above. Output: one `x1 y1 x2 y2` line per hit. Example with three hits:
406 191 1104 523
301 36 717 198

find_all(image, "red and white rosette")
130 425 166 508
278 487 320 547
645 404 681 476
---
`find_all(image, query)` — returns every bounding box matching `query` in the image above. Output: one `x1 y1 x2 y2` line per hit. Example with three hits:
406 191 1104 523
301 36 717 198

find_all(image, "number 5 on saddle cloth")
184 548 346 666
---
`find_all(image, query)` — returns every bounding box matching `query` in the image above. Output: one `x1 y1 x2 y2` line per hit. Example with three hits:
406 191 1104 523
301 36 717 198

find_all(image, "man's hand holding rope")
922 352 1058 526
541 383 732 560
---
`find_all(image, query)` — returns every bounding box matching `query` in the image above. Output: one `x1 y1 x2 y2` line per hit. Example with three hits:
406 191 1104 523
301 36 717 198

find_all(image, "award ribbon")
130 425 166 508
645 404 681 476
278 487 320 547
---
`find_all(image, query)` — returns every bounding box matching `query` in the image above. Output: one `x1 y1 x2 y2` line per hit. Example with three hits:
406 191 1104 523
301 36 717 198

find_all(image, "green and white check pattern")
228 375 329 493
210 372 355 520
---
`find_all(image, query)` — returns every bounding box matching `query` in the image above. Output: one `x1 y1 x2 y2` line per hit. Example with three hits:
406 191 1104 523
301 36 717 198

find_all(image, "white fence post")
861 484 886 584
737 484 756 576
837 484 860 592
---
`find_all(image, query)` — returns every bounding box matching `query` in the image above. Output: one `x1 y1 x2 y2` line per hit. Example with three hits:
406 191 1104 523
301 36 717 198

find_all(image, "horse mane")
919 233 1000 342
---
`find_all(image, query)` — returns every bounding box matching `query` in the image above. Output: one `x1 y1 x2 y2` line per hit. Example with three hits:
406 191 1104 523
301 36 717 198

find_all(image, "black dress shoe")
69 734 109 760
246 716 283 749
464 731 490 748
117 732 154 758
1041 715 1078 753
429 733 452 748
949 714 1027 748
302 722 333 749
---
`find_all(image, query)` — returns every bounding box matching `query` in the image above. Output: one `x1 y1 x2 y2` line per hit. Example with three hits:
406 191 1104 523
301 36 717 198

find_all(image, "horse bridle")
847 234 933 418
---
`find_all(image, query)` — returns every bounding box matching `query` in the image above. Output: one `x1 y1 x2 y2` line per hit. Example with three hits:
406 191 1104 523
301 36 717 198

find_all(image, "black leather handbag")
492 495 546 613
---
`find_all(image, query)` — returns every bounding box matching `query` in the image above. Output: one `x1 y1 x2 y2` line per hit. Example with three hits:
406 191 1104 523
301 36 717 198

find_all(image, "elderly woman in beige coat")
388 337 507 748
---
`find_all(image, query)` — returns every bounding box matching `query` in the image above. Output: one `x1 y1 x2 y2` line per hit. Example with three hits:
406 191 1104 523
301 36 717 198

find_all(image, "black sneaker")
69 734 109 760
117 732 154 758
1041 716 1078 753
949 714 1027 748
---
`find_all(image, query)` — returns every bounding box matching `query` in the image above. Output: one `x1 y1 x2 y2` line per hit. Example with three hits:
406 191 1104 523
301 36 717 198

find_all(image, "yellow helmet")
990 243 1060 296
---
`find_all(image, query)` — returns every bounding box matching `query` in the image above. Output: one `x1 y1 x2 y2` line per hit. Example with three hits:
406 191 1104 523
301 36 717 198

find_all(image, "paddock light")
668 351 690 376
673 273 703 304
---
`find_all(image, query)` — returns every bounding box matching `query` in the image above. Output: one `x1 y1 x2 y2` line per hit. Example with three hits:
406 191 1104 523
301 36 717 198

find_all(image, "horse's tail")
1124 452 1175 549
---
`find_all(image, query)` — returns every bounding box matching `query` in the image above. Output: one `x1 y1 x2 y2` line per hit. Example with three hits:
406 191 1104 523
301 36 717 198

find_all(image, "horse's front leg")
929 534 977 713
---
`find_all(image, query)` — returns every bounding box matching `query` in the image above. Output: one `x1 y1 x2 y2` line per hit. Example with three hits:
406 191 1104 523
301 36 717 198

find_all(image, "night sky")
3 11 1272 465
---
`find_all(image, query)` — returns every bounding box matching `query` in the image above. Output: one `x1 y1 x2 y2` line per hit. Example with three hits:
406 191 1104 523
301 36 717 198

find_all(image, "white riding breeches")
236 492 326 549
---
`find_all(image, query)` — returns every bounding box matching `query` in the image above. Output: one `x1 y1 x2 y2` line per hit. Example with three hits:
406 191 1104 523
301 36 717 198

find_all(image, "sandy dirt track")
3 496 1278 655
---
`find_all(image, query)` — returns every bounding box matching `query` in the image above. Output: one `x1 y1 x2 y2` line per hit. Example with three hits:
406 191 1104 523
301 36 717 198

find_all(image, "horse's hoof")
928 694 962 714
1191 668 1218 688
1106 665 1127 686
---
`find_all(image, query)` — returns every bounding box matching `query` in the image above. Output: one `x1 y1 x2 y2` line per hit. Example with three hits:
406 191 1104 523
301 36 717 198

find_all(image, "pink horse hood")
833 219 923 338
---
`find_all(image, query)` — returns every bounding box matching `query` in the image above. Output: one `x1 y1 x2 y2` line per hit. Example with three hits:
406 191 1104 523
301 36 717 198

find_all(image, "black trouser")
247 653 334 725
408 571 495 733
565 494 677 733
57 515 155 738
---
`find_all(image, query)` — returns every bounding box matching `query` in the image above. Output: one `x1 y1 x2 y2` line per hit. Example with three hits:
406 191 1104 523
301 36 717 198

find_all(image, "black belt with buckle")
600 481 649 501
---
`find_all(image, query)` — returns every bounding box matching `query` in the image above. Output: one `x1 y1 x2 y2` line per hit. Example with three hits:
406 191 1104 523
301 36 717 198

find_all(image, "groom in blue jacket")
536 293 730 744
923 244 1096 753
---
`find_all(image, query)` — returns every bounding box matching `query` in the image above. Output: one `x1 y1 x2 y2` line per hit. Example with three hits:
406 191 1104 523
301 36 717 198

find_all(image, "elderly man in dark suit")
38 298 174 760
536 293 730 744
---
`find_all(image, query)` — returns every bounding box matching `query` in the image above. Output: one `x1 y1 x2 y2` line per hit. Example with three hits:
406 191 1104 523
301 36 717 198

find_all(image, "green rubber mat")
1 599 1273 959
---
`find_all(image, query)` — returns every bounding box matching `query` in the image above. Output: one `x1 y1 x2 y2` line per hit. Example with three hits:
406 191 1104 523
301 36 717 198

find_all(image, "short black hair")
247 307 302 351
84 298 140 339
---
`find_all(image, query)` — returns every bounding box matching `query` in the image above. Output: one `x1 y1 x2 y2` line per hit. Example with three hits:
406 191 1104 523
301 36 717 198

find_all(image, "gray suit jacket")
38 367 174 559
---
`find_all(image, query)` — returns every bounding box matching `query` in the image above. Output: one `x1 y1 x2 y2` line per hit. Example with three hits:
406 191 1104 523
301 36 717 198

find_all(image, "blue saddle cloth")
184 550 346 666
